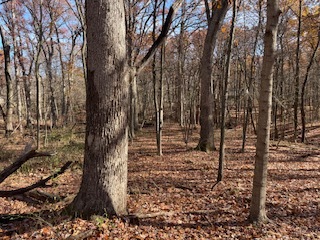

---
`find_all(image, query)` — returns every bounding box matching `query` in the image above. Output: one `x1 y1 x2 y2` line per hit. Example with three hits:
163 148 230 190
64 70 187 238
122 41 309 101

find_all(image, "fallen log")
0 146 55 184
0 161 72 197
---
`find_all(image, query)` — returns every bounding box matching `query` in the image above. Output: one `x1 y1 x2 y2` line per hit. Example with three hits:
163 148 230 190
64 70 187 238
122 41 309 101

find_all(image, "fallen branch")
0 161 72 197
17 190 63 204
0 147 55 184
175 184 193 191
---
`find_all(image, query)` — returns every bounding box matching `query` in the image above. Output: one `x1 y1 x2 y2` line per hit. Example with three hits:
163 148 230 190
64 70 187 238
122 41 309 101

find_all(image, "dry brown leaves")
0 123 319 239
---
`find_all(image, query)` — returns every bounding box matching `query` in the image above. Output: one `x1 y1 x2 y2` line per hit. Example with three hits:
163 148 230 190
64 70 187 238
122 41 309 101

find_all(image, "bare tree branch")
0 161 72 197
0 0 12 5
0 148 55 184
204 0 211 23
135 0 183 75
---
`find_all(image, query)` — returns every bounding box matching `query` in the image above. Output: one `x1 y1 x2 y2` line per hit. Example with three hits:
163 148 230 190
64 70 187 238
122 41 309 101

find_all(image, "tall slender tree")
249 0 281 223
300 30 320 142
197 0 230 151
126 0 183 139
0 25 13 136
217 0 237 182
293 0 302 141
241 0 262 152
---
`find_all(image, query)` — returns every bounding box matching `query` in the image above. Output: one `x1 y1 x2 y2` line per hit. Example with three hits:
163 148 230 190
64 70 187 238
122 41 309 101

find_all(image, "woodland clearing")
0 122 319 239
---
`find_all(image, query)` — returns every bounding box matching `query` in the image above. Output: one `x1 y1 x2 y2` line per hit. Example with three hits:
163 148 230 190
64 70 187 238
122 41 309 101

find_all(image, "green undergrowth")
41 127 85 171
1 126 85 175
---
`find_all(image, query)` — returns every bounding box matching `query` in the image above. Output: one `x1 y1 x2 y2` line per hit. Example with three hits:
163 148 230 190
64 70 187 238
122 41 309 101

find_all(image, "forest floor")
0 122 319 239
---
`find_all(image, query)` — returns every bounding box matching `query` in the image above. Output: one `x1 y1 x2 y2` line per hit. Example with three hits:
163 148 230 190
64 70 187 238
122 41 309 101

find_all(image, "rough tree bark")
68 0 129 218
197 0 229 152
249 0 281 223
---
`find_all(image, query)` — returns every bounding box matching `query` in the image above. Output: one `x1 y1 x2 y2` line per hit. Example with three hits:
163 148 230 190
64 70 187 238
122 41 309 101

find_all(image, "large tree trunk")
197 0 229 152
249 0 281 223
69 0 128 218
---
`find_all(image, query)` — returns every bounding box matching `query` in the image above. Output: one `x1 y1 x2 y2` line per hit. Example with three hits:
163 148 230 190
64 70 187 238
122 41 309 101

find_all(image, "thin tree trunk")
217 0 237 182
17 35 33 129
152 0 162 156
126 0 139 139
55 24 67 118
249 0 281 223
11 4 23 133
158 0 166 156
242 0 262 152
178 1 186 126
293 0 302 140
75 0 87 84
129 73 138 139
300 32 319 142
35 2 44 149
66 32 78 124
0 25 14 136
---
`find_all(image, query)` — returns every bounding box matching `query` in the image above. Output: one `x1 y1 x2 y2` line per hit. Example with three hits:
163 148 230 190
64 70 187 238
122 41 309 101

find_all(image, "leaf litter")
0 123 319 239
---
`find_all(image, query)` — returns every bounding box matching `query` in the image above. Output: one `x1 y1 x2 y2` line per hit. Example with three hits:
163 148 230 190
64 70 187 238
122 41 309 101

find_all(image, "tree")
68 0 129 217
293 0 303 141
300 29 320 142
16 26 34 129
2 1 24 133
177 0 186 127
0 24 13 136
126 0 183 140
42 0 59 128
196 0 230 152
65 0 86 84
241 0 263 152
217 0 237 182
152 0 163 156
249 0 281 223
25 0 45 148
